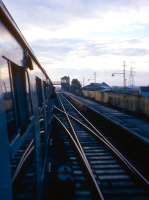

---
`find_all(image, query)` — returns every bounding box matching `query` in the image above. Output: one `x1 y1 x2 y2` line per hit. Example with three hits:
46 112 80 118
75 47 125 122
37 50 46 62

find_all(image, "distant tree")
71 79 82 95
61 76 70 91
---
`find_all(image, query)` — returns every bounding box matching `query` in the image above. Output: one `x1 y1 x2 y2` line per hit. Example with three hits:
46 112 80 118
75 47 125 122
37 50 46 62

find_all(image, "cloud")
4 0 149 39
30 37 149 63
3 0 149 85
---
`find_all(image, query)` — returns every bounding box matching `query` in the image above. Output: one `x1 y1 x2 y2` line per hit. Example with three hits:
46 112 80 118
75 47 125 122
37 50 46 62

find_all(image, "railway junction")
0 1 149 199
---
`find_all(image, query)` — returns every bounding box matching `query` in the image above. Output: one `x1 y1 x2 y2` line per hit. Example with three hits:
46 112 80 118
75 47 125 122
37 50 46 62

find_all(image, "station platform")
66 93 149 144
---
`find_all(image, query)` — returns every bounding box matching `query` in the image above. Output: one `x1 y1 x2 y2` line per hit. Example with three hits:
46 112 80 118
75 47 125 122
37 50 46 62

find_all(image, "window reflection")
36 77 43 108
0 62 17 141
26 72 32 117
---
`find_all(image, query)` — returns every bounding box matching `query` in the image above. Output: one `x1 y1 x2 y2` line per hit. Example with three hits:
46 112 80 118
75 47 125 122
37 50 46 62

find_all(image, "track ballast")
54 93 149 200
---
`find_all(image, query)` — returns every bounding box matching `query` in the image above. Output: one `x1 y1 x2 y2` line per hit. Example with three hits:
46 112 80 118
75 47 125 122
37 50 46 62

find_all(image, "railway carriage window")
0 63 17 141
10 63 30 133
43 81 47 100
36 77 43 107
26 72 33 116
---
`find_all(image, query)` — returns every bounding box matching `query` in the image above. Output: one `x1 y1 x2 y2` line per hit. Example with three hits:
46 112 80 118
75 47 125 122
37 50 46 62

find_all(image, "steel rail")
57 94 149 187
58 95 100 172
12 139 34 182
54 114 104 200
59 94 149 186
57 95 104 199
58 95 85 154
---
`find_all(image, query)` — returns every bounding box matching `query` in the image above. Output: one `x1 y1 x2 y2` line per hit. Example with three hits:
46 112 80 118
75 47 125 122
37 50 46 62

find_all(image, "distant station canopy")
82 82 111 92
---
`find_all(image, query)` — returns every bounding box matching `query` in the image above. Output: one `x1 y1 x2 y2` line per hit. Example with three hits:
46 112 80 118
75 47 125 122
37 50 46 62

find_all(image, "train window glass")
36 77 43 107
26 72 32 116
43 81 47 100
0 62 17 141
10 63 30 133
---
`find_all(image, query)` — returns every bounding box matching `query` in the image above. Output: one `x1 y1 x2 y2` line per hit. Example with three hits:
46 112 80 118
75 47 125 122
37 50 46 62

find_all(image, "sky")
3 0 149 86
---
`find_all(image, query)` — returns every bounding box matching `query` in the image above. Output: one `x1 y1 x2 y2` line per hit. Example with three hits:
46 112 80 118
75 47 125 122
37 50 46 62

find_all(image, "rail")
55 95 105 199
12 139 34 182
57 93 149 187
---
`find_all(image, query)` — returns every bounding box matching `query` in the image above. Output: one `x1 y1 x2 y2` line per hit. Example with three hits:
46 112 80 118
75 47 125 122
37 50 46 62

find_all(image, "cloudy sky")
3 0 149 86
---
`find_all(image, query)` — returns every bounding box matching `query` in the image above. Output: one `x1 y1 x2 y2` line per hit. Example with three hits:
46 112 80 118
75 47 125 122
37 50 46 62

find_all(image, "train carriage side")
0 2 54 199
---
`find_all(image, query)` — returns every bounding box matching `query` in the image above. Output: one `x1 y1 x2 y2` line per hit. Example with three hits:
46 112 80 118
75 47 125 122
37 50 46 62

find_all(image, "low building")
139 87 149 97
61 76 70 91
82 82 111 92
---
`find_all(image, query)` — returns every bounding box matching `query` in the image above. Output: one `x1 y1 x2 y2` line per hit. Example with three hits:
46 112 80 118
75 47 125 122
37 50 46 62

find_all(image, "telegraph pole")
112 61 127 88
88 72 97 84
123 61 126 88
94 72 96 83
129 67 135 88
82 77 85 87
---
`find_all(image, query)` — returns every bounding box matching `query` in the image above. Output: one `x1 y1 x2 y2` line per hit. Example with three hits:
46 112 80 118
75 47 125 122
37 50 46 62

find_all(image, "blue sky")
3 0 149 86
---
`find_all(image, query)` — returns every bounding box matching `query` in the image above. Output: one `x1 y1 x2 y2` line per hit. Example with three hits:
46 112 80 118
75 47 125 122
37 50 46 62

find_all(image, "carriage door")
10 64 29 133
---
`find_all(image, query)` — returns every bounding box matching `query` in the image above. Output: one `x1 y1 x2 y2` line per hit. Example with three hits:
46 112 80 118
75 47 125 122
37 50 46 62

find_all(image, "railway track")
54 93 149 200
11 137 35 199
45 122 94 199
